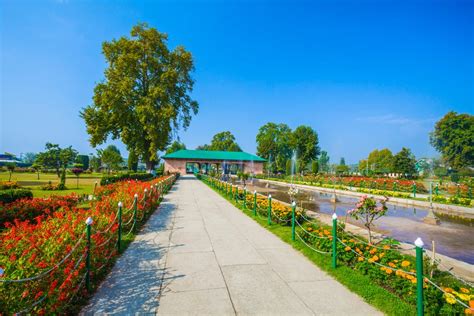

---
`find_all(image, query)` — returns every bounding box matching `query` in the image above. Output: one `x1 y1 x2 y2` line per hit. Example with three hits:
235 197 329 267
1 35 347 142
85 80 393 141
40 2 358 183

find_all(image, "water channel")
241 179 474 264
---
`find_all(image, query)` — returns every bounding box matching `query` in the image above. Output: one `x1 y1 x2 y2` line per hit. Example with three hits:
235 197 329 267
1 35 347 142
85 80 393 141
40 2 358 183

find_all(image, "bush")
41 182 67 191
100 172 154 185
0 181 20 190
0 189 33 204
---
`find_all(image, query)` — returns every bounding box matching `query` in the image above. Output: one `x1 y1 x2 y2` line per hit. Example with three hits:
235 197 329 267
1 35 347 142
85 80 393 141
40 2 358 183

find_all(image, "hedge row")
0 189 33 204
100 172 154 185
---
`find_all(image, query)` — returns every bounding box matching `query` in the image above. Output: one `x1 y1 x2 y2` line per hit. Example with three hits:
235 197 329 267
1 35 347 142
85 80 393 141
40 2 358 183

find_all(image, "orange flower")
460 288 470 294
358 257 364 262
385 268 393 275
345 246 351 251
372 255 379 262
388 262 396 268
401 260 411 267
369 248 377 255
444 287 454 293
383 245 390 250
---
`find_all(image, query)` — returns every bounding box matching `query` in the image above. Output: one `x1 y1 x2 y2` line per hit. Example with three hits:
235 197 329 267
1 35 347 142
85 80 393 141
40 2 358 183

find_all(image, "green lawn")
0 171 103 197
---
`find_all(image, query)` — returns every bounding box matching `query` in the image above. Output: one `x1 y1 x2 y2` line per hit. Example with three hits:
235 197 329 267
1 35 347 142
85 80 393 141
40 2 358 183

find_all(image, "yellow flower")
369 248 377 255
411 278 417 284
444 287 454 293
385 268 393 275
372 255 379 262
457 293 470 301
379 252 385 258
388 262 396 268
383 245 390 250
460 288 470 294
368 258 374 263
345 246 351 251
358 257 364 262
445 293 456 305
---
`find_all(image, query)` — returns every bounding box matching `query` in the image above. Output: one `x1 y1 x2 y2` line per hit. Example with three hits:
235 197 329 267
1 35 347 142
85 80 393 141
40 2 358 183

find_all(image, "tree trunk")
146 160 156 173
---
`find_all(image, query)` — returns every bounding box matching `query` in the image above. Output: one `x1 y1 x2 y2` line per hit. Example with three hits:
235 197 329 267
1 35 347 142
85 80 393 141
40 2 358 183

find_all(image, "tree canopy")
291 125 320 173
198 131 242 152
392 147 417 177
256 123 293 172
166 141 186 154
98 145 123 173
318 150 330 173
367 148 394 174
81 23 198 170
430 111 474 170
35 143 77 178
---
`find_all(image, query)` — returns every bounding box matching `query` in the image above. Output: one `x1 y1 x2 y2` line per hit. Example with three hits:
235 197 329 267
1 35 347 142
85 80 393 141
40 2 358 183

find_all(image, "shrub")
100 172 153 185
0 181 20 190
0 189 33 204
41 182 67 191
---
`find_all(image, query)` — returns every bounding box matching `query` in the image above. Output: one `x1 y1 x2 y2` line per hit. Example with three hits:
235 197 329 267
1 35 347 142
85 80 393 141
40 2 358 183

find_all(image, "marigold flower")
457 293 470 301
445 293 456 305
345 246 351 251
383 245 390 250
460 288 470 294
358 257 364 262
444 287 454 293
385 268 393 274
401 260 411 267
388 262 396 268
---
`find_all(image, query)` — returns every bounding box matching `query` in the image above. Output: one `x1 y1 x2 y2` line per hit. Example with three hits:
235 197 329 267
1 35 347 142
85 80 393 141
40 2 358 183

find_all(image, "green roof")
162 150 266 162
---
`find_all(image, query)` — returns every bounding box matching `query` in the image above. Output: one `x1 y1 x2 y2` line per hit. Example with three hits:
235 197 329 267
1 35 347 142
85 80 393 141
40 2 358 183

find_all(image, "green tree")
359 159 369 176
336 157 349 175
311 160 319 174
90 155 102 172
430 111 474 170
32 163 41 180
128 150 138 172
166 141 186 154
290 125 320 174
75 155 90 171
318 151 330 173
286 159 292 176
6 162 16 181
81 23 199 171
98 145 123 173
392 147 417 177
256 122 293 172
367 149 393 174
207 131 242 151
35 143 77 186
196 144 211 150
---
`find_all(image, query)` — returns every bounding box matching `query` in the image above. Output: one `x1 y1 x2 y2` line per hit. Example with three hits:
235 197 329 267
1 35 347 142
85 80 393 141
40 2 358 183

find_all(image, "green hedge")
100 172 154 185
0 189 33 204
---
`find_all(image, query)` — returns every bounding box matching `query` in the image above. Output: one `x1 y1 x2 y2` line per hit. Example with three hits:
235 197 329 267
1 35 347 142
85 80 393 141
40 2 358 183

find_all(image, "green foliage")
89 155 101 172
75 155 90 170
166 141 186 154
203 131 242 151
285 159 292 175
430 111 474 169
35 143 77 185
98 145 123 173
128 150 138 172
256 122 293 172
291 125 320 173
367 148 394 174
0 189 33 204
392 147 417 177
336 164 349 175
318 150 330 173
22 152 37 165
81 23 198 170
311 160 319 174
5 163 15 181
100 172 153 185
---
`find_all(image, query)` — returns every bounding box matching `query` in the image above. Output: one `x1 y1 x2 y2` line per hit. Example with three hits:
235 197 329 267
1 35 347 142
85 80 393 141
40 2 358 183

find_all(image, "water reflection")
246 180 474 264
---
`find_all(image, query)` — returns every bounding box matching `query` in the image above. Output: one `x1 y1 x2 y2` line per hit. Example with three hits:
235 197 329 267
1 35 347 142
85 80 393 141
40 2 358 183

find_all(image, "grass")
204 180 416 316
0 171 103 197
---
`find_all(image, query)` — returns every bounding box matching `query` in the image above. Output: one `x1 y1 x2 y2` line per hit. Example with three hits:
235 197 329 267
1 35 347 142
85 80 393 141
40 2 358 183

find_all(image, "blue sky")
1 0 473 164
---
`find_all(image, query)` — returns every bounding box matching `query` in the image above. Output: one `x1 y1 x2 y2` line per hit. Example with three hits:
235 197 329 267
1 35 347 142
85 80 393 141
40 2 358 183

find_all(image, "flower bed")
0 175 175 314
202 176 474 315
0 195 80 229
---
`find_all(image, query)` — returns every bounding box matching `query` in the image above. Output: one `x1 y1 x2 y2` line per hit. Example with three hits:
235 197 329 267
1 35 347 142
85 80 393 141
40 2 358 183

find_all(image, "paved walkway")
82 175 381 315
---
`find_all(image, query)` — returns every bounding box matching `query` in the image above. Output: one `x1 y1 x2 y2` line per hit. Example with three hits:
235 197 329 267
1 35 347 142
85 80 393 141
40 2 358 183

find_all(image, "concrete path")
81 175 381 315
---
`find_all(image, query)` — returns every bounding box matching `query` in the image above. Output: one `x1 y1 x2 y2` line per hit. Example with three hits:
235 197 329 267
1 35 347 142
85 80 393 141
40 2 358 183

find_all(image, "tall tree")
128 150 138 172
430 111 474 170
35 143 77 186
196 144 211 150
98 145 123 173
256 122 293 172
75 155 90 171
166 141 186 154
22 152 37 165
291 125 320 173
392 147 417 177
318 151 330 173
81 23 198 171
367 148 394 174
207 131 242 151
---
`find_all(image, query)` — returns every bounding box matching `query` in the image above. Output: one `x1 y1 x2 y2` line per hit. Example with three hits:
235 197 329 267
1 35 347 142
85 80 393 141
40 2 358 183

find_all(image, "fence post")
415 237 424 316
117 202 123 252
253 191 257 216
413 182 416 198
332 213 337 268
133 193 138 227
291 201 296 241
435 183 439 195
267 194 272 225
85 217 93 292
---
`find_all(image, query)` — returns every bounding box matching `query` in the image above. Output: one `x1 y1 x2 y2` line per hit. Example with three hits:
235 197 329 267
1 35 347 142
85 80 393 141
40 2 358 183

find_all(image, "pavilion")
162 150 266 175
